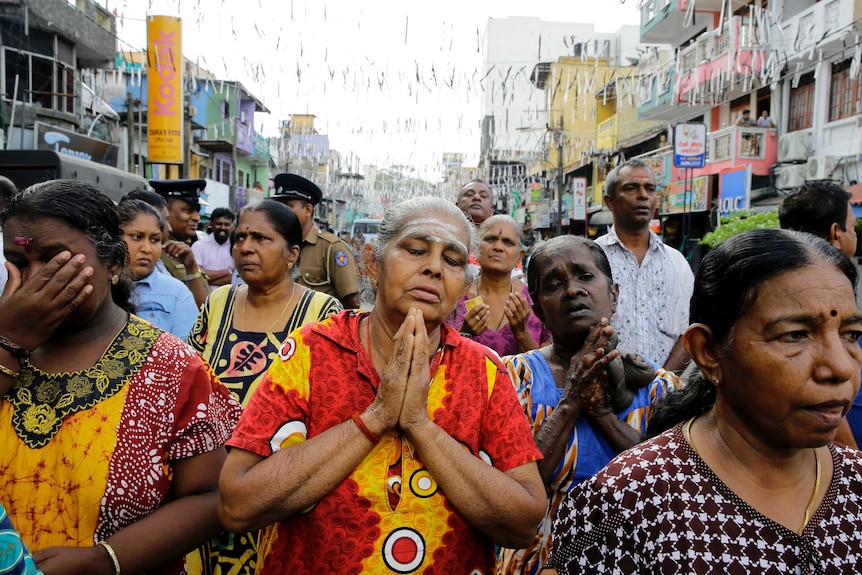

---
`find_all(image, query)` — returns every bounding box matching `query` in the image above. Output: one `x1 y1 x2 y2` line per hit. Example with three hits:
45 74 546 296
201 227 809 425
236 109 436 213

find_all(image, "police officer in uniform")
271 173 360 309
150 178 211 307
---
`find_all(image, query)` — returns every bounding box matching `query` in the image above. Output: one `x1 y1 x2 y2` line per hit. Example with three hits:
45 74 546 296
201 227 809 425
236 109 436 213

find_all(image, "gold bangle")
183 271 203 282
0 363 19 378
97 540 121 575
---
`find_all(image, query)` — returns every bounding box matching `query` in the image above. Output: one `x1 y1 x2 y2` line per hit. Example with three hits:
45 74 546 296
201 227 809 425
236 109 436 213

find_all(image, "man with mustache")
192 207 236 287
595 159 693 372
456 179 494 226
150 178 211 307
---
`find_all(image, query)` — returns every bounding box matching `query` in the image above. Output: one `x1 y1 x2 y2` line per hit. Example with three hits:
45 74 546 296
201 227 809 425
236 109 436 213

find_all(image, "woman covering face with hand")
0 180 240 575
218 196 546 574
549 229 862 574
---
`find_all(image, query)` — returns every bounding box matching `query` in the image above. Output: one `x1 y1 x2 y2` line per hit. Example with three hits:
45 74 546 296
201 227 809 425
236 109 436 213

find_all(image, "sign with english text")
34 122 119 167
673 122 707 168
718 165 751 216
147 16 184 164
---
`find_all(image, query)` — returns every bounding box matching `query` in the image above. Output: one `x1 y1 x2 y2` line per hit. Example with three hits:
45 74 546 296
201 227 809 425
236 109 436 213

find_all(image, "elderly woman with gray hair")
217 196 546 574
451 214 552 357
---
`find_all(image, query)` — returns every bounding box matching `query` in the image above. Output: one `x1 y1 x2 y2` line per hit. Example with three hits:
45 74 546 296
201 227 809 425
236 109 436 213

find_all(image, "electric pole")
556 132 563 237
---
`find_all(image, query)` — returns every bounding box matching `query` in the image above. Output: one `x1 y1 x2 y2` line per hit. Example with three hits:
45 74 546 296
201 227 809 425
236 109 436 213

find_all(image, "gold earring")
110 275 120 285
287 263 294 270
712 376 719 385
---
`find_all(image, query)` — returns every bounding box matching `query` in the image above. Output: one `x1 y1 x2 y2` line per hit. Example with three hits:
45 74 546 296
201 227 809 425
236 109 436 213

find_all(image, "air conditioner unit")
805 155 838 181
777 132 810 163
776 165 806 189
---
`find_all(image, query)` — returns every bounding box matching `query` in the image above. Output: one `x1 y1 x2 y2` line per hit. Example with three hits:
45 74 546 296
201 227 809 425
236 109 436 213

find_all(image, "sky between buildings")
115 0 640 178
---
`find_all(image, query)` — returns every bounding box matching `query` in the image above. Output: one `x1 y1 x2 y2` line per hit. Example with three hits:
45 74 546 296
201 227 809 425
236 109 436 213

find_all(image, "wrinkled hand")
0 253 94 352
364 314 414 433
398 309 433 432
461 303 490 336
562 318 618 413
162 240 198 271
34 545 113 575
505 292 532 334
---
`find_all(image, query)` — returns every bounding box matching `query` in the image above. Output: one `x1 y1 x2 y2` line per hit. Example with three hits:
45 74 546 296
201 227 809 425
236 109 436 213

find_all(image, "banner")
35 122 119 167
718 165 751 216
659 176 708 215
147 16 183 164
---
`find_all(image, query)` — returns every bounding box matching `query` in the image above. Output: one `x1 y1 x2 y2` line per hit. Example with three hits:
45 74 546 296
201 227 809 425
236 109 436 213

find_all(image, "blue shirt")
132 270 199 339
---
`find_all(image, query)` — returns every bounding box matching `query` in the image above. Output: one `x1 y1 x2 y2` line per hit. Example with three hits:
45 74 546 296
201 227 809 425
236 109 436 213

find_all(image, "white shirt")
596 226 694 366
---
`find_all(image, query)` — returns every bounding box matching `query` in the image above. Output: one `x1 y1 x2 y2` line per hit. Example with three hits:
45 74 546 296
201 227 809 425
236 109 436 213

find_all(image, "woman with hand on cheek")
0 180 240 575
218 196 546 574
118 199 199 339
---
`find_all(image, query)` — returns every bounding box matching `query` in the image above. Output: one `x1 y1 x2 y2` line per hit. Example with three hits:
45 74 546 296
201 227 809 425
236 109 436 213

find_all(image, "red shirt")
228 310 542 574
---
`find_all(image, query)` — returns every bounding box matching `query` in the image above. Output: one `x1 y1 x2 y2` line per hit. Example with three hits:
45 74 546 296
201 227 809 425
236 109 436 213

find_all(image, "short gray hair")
604 158 655 200
360 196 478 306
477 214 524 245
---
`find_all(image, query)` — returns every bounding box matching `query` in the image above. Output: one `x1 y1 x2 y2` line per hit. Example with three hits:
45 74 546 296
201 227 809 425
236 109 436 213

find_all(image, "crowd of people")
1 161 861 575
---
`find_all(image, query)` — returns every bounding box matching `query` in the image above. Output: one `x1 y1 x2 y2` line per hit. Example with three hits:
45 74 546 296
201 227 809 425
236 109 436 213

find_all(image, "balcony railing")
640 0 673 25
708 126 770 162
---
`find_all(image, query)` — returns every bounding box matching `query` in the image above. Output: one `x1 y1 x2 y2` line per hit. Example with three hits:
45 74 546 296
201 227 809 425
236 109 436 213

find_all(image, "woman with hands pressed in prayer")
218 196 546 574
451 215 551 356
497 236 681 575
0 180 241 575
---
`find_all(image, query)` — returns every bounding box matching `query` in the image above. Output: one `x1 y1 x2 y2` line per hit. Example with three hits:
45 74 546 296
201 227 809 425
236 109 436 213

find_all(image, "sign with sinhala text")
147 16 184 164
673 122 707 168
572 177 587 220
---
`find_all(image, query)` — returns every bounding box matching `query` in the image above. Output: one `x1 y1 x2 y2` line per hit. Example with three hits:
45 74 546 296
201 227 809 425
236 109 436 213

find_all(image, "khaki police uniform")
160 233 211 290
298 225 359 300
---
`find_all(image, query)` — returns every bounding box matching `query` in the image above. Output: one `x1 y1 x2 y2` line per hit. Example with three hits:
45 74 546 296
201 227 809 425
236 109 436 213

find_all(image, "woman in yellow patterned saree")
0 180 241 575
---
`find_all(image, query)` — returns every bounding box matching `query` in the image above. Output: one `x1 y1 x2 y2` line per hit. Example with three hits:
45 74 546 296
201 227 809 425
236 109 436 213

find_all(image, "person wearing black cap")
150 178 211 307
270 173 360 309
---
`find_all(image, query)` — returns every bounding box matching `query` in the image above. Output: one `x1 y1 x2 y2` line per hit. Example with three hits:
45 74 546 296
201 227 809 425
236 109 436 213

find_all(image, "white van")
350 218 382 246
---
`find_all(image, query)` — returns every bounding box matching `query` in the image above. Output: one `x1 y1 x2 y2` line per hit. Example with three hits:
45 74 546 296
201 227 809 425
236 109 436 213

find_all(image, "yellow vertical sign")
147 16 183 164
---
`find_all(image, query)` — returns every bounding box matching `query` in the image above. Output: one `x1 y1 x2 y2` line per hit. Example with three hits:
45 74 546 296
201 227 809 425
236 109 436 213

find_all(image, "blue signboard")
673 123 707 168
718 165 751 216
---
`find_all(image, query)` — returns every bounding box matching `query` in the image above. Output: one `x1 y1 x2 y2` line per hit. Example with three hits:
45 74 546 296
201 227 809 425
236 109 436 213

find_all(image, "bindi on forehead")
12 236 34 251
831 309 838 317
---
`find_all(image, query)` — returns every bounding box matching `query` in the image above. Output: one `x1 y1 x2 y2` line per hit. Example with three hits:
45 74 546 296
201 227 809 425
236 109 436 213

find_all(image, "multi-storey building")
106 54 271 212
524 25 663 236
480 17 642 222
636 0 862 255
0 0 148 196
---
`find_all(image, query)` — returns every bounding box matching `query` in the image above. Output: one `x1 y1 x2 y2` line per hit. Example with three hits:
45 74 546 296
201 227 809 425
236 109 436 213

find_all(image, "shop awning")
589 209 614 226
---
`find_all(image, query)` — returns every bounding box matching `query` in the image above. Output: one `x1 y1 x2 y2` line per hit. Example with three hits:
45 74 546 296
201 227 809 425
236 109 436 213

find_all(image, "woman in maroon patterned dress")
549 229 862 574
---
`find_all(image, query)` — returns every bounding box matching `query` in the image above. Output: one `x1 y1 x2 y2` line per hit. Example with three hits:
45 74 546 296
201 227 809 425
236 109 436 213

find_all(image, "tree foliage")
700 210 780 248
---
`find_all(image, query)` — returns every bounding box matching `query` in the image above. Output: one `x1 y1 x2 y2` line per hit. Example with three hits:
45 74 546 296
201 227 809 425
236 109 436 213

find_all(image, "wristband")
97 540 121 575
183 271 203 282
0 362 19 378
352 412 381 445
0 335 29 359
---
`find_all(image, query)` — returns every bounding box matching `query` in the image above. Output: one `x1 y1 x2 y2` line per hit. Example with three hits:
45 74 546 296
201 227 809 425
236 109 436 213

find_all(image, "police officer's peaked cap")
149 178 210 206
271 173 322 206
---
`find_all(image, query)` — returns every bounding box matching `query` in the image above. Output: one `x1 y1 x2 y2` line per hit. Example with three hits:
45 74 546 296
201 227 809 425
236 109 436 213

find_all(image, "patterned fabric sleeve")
479 354 543 472
188 289 213 353
313 292 344 321
226 331 312 457
168 351 242 459
549 472 642 574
